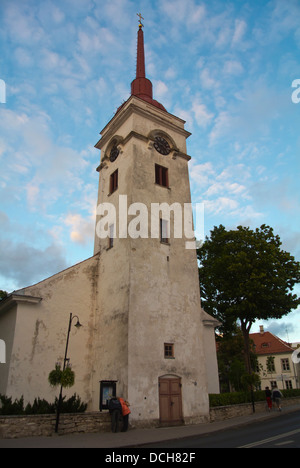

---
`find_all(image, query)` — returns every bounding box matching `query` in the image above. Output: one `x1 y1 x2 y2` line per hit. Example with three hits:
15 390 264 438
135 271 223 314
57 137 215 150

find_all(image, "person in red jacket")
118 398 131 432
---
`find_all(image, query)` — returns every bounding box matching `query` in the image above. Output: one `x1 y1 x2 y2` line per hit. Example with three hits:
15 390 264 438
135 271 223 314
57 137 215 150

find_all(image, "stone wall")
0 412 111 439
1 397 299 439
210 396 300 422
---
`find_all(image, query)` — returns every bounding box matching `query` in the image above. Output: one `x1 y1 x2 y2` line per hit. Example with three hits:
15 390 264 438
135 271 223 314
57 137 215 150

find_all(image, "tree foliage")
217 328 258 392
198 224 300 372
0 290 8 301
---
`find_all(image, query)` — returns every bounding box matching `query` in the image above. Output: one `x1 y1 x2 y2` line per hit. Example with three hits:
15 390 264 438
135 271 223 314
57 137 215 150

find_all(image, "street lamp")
55 313 83 433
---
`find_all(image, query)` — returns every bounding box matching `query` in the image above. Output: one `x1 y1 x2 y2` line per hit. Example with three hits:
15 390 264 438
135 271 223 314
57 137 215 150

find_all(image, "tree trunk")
241 321 252 374
241 320 255 413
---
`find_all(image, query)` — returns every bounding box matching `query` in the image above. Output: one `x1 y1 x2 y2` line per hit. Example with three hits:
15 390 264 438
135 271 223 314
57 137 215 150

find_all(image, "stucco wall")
0 255 101 409
94 98 210 424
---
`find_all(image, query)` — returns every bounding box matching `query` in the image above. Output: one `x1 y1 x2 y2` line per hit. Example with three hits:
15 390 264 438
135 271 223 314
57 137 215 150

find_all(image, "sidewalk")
0 404 299 448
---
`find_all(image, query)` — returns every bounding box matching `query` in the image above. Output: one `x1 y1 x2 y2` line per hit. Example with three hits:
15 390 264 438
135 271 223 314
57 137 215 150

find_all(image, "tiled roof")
250 330 294 355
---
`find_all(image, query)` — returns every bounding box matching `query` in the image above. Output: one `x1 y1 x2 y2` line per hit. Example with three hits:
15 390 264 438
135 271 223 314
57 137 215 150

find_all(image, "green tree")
0 291 8 300
198 224 300 373
217 328 258 392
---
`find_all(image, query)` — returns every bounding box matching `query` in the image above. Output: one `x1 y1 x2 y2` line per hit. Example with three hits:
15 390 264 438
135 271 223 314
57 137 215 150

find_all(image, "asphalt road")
142 410 300 448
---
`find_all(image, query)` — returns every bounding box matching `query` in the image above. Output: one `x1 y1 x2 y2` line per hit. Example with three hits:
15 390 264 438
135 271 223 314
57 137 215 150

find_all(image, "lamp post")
55 313 82 433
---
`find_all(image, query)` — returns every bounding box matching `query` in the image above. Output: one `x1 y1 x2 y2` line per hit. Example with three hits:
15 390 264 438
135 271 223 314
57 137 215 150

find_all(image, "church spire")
136 13 146 79
130 15 166 112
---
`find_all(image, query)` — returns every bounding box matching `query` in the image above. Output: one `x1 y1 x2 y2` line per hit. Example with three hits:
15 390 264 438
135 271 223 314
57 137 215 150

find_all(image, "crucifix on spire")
137 12 144 28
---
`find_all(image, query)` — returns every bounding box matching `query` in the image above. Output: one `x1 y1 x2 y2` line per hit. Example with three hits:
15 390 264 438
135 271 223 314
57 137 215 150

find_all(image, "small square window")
164 343 174 359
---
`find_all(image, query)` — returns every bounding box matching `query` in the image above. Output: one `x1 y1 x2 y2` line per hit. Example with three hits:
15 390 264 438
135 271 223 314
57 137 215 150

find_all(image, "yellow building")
251 326 300 391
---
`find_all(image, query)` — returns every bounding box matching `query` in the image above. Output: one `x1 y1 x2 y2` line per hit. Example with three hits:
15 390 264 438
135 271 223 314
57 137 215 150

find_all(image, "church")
0 20 219 427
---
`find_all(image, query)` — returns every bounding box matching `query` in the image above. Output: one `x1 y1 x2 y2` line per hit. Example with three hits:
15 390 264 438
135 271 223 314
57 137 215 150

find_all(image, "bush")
209 388 300 407
25 398 56 415
0 394 87 415
0 395 25 415
282 388 300 398
55 394 87 414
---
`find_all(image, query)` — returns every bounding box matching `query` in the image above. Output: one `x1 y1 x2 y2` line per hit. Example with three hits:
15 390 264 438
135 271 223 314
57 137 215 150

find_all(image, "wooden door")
159 377 183 426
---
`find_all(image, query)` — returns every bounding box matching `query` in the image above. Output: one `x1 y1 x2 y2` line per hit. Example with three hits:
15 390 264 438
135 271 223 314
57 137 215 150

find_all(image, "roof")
117 24 166 114
250 330 295 355
0 293 42 315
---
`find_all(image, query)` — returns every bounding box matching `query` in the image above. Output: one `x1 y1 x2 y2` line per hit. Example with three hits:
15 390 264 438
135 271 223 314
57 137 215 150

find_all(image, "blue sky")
0 0 299 342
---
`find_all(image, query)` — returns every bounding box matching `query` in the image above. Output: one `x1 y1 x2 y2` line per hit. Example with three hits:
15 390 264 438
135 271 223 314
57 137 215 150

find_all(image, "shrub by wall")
0 394 87 415
209 389 300 407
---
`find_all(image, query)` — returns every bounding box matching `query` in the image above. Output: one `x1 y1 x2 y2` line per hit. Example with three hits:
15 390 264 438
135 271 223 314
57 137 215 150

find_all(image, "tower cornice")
95 95 191 152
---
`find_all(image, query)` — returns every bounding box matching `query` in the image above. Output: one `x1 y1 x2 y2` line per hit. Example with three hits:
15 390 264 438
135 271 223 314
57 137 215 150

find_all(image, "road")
0 408 299 448
142 410 300 448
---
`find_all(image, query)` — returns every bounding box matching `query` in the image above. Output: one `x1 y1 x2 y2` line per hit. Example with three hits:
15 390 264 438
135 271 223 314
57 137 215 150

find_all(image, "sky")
0 0 299 342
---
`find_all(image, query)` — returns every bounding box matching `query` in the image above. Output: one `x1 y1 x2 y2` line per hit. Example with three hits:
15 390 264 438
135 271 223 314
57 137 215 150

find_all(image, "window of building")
108 224 114 249
270 381 277 389
164 343 174 359
160 219 169 244
285 380 293 390
281 358 290 371
155 164 169 188
110 169 118 194
266 356 276 373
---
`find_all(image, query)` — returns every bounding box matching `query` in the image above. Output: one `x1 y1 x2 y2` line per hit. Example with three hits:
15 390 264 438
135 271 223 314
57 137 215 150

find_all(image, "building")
0 22 220 427
251 325 299 390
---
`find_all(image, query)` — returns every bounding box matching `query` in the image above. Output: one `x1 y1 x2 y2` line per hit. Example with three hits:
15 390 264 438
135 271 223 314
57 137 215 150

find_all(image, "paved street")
142 410 300 448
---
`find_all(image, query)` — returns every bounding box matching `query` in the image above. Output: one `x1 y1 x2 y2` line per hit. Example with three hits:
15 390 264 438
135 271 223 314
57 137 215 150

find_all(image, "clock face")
154 136 171 155
110 145 119 162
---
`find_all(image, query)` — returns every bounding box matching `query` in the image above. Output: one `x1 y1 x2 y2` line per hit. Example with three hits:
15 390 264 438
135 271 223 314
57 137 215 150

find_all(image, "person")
271 385 283 411
108 397 122 433
265 386 272 411
118 397 131 432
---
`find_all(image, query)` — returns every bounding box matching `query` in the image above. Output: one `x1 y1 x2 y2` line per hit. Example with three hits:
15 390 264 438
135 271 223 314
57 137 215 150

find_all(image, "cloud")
223 60 244 76
203 197 239 215
200 68 219 90
208 77 290 145
190 161 215 189
231 19 247 46
3 2 45 44
254 0 300 45
190 159 263 224
258 305 300 343
64 213 94 245
153 80 169 100
0 210 68 289
251 177 299 214
205 181 246 198
0 108 91 212
0 240 68 289
192 101 214 128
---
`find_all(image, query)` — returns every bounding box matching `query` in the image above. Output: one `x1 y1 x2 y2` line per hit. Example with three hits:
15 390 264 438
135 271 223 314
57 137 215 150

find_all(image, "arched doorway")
158 375 183 426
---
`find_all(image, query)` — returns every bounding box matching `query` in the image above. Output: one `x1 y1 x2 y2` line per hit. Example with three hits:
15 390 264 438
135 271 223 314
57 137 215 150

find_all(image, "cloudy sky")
0 0 299 341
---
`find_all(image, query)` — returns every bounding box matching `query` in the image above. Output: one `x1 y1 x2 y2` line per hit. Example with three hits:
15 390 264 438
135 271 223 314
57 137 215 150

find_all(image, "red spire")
130 23 166 112
136 25 146 78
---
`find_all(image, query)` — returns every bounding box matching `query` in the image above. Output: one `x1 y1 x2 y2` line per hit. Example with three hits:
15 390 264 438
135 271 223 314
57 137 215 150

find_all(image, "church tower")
0 19 219 423
93 20 211 425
